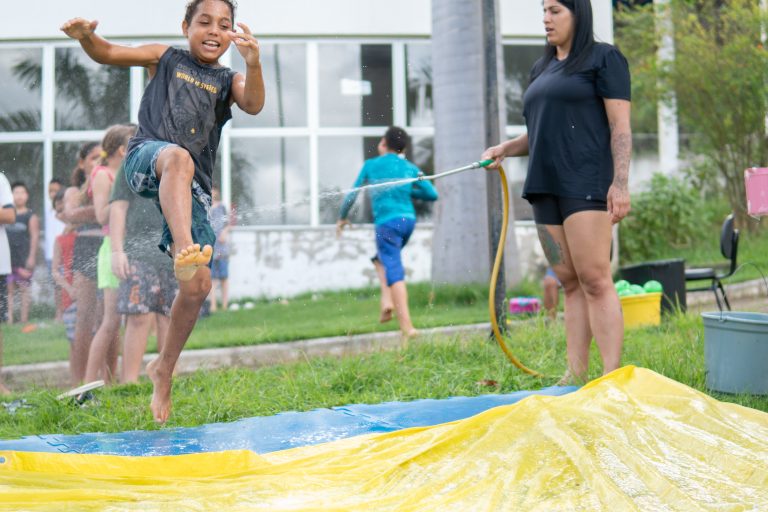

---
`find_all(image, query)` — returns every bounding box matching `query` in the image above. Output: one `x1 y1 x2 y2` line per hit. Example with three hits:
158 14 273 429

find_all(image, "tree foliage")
620 173 713 262
616 0 768 229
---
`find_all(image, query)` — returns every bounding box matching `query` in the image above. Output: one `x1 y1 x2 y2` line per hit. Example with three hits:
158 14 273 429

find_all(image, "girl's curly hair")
184 0 237 25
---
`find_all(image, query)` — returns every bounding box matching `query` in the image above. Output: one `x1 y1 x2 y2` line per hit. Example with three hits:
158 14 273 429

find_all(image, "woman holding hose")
483 0 631 383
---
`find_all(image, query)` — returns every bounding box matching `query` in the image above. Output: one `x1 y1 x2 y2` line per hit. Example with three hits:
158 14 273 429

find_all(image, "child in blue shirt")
337 127 438 338
61 0 265 423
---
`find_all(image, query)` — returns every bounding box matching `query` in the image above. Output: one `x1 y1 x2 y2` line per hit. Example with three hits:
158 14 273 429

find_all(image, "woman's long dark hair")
531 0 595 81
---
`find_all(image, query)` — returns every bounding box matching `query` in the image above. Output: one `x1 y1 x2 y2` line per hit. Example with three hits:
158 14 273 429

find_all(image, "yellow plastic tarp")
1 366 766 511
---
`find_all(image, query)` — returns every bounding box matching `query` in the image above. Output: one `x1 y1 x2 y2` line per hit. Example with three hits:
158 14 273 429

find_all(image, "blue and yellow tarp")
0 384 577 456
1 366 766 510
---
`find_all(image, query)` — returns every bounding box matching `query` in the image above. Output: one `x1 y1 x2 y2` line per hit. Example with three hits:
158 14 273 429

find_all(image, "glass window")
0 48 43 132
318 136 381 224
230 137 310 225
55 47 130 131
0 143 44 217
405 44 433 127
319 44 392 127
503 45 544 125
231 43 307 128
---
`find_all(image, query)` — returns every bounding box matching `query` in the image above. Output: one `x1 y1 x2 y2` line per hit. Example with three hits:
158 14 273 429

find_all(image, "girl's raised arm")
61 18 167 68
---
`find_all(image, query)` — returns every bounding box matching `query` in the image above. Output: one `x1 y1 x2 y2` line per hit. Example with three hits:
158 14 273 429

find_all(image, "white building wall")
229 222 545 299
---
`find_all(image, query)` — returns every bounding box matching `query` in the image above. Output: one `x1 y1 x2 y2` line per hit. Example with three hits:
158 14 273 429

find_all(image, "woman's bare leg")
563 211 623 374
537 225 591 384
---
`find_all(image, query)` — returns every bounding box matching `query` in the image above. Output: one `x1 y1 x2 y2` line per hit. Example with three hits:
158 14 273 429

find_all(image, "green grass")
2 281 539 366
1 311 765 439
7 227 766 366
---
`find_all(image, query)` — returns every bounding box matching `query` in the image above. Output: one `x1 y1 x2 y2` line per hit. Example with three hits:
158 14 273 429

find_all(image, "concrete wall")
228 222 545 299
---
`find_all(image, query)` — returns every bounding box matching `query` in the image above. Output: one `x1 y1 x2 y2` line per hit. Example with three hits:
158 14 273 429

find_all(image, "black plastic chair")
684 214 739 311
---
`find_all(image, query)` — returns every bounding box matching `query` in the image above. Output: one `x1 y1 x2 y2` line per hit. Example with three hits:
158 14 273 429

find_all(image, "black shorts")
528 194 607 226
72 235 104 281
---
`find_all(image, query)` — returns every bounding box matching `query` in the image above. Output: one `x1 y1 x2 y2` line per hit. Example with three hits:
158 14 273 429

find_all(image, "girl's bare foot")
174 244 213 282
146 359 173 423
379 306 393 323
0 383 11 395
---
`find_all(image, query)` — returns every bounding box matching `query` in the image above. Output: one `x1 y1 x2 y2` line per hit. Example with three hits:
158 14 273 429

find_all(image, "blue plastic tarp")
0 385 577 456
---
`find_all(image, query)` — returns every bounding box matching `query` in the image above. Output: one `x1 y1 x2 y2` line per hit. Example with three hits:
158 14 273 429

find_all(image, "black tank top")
127 47 237 196
7 210 32 266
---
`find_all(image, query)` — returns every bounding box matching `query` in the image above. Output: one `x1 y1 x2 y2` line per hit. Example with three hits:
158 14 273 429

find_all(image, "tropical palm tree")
430 0 520 290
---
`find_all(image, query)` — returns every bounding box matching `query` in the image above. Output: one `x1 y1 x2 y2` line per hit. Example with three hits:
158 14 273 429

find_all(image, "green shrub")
621 173 713 262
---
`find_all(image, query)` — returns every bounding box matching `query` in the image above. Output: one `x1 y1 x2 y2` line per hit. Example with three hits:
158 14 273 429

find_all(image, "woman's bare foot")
0 382 11 395
556 370 587 386
146 359 173 423
379 306 393 323
174 244 213 282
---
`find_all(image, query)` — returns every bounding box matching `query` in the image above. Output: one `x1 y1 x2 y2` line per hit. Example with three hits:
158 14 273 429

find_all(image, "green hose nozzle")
478 159 495 168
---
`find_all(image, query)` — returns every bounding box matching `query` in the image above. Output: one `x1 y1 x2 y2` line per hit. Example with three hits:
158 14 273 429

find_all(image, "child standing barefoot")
61 0 265 422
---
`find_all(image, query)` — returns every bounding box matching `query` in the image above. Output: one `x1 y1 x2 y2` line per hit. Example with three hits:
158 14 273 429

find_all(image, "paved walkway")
4 279 766 391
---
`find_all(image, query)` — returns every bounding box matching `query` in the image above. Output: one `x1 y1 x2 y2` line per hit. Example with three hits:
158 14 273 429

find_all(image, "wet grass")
1 310 765 439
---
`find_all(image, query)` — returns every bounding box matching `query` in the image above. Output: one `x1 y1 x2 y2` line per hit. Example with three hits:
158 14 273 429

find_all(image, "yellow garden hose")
486 164 544 377
410 159 545 377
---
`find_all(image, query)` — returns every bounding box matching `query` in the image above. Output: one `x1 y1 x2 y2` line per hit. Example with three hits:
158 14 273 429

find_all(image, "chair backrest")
720 214 739 274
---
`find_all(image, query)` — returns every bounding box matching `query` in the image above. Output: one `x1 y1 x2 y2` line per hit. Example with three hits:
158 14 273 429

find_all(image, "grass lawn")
5 226 766 366
3 282 527 367
1 310 766 439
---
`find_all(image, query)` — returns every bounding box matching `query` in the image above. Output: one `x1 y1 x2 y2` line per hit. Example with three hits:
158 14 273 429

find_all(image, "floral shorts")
117 260 178 316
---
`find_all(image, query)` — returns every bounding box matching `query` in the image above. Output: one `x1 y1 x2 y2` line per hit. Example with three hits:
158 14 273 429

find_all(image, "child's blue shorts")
374 217 416 286
124 140 216 258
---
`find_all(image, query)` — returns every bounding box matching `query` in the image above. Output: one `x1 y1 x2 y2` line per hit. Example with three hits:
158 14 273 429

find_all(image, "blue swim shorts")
374 217 416 286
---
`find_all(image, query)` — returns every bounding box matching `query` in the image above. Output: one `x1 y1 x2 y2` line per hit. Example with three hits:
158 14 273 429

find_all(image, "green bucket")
702 312 768 395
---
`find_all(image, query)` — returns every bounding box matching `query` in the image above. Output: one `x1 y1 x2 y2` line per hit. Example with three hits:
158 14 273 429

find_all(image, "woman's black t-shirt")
522 43 631 201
